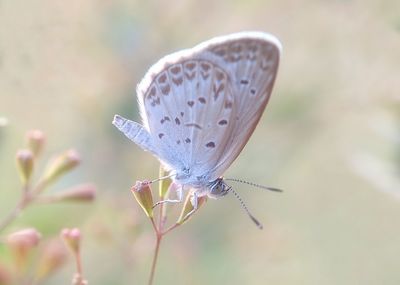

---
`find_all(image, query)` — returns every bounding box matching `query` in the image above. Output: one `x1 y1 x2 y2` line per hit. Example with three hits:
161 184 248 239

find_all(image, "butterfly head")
208 178 231 198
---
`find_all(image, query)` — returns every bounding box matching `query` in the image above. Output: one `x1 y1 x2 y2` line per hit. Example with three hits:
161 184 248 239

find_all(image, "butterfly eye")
210 180 230 198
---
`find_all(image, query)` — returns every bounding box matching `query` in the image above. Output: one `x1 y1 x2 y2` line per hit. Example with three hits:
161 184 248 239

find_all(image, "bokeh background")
1 0 400 284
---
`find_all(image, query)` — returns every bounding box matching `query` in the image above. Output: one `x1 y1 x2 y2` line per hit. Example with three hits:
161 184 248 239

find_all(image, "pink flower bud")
26 129 46 157
131 181 154 218
40 149 80 188
61 228 81 255
7 228 42 270
16 149 34 184
7 228 41 249
52 184 96 203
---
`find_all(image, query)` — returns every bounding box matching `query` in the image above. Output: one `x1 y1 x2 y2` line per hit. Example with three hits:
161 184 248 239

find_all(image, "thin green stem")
150 218 158 234
148 190 167 285
0 181 45 233
0 193 32 233
30 180 47 197
75 252 83 278
71 251 87 285
148 234 162 285
158 202 166 230
162 223 180 236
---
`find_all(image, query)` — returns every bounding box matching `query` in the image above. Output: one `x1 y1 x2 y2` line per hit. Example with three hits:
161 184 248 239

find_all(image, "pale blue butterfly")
113 32 281 228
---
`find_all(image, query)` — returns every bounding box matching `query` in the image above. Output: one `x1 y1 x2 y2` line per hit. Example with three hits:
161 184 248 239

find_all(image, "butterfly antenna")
225 178 282 192
149 173 175 184
228 187 263 230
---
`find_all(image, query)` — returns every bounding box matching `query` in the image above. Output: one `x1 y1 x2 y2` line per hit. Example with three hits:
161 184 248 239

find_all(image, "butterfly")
113 32 281 227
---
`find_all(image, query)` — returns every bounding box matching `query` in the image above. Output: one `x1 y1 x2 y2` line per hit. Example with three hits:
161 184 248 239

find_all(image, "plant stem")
72 251 87 285
150 218 158 233
148 234 162 285
75 252 83 278
148 193 167 285
159 201 166 229
162 223 179 236
0 194 31 233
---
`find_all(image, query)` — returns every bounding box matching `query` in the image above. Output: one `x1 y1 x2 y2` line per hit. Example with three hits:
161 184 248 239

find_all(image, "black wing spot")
180 112 184 117
240 79 249 85
218 119 228 126
187 101 195 107
160 116 171 124
175 117 181 125
158 133 164 139
185 138 191 143
176 140 181 145
198 97 206 104
250 88 256 95
206 142 215 148
185 123 202 129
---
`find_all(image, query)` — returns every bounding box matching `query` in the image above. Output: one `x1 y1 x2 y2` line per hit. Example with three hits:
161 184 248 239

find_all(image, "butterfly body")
113 32 281 199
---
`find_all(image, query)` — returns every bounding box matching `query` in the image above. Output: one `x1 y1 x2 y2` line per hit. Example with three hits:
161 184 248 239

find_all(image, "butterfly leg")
152 184 184 208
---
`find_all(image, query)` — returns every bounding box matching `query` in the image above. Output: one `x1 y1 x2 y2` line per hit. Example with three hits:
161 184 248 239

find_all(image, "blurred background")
1 0 400 284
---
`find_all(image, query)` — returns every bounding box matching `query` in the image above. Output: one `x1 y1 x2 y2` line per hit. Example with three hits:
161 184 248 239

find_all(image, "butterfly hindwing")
138 58 236 180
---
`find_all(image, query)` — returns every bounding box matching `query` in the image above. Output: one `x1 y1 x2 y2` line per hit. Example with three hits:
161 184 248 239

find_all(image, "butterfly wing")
192 32 281 179
137 52 236 183
127 32 280 185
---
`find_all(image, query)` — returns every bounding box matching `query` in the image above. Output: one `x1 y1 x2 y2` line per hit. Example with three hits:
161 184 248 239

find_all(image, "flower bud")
7 228 41 248
16 149 34 184
72 273 88 285
177 193 207 225
131 181 154 218
158 166 171 199
26 129 46 157
7 228 42 270
61 228 81 255
50 184 96 203
40 149 80 188
35 239 68 281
